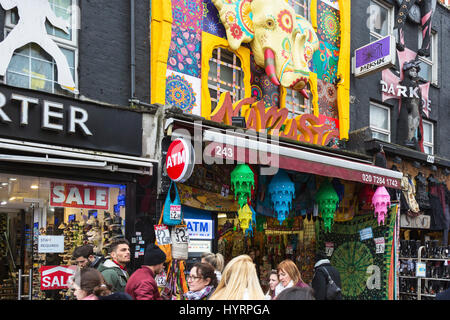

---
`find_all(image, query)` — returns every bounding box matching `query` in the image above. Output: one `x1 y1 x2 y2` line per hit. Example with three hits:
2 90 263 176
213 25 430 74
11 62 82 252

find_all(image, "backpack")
320 266 342 300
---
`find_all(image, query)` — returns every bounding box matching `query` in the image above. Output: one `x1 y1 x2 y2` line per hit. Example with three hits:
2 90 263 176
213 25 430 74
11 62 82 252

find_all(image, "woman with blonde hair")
201 252 224 281
275 259 309 297
209 255 265 300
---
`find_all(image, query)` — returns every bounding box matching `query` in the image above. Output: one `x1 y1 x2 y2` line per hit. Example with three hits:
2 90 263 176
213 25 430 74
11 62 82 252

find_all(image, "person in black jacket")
311 251 342 300
72 244 105 269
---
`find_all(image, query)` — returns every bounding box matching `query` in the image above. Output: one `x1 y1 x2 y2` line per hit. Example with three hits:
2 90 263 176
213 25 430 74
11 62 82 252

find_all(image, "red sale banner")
39 266 77 291
50 182 109 210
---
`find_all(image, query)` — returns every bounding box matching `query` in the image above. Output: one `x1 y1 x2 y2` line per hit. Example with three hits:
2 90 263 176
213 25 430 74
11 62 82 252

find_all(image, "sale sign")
50 182 109 209
39 266 77 291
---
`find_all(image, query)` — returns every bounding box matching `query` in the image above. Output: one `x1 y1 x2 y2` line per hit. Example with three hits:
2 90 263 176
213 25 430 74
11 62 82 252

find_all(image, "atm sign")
185 219 213 240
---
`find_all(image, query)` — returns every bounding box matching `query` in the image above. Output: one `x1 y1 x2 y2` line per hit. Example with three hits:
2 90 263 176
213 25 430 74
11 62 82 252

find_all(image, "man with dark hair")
72 245 105 269
98 239 130 292
311 250 342 300
275 287 315 300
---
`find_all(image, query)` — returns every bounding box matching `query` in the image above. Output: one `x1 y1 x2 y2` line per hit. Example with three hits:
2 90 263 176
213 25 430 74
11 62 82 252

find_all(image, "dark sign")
0 84 142 156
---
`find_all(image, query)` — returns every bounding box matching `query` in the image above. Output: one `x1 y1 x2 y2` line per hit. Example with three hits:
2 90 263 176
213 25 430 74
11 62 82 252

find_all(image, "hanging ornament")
238 204 254 235
231 164 255 208
372 186 391 225
358 184 375 210
268 170 295 225
316 180 340 232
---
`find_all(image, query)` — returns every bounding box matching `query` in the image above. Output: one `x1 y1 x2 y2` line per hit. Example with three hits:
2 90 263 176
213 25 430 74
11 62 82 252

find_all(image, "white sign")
188 240 212 253
359 227 373 241
416 262 426 277
38 235 65 253
170 205 181 221
400 214 430 229
353 35 396 78
374 237 385 254
185 219 213 240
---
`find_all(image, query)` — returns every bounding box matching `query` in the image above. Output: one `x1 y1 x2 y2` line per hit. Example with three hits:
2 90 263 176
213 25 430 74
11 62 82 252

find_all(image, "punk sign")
353 35 396 78
0 84 142 156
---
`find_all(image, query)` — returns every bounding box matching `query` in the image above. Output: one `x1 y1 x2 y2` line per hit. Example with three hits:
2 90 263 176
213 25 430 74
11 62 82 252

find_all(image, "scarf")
113 260 127 272
184 285 214 300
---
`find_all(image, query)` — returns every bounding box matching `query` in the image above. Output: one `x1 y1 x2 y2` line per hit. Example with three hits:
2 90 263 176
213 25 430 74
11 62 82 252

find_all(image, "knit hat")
143 244 166 266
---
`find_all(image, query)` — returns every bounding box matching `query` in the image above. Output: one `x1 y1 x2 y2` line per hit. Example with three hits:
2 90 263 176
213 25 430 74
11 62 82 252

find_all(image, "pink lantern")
371 186 391 225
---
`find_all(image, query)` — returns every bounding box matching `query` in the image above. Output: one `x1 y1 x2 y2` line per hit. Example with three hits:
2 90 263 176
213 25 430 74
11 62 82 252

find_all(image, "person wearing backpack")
311 251 342 300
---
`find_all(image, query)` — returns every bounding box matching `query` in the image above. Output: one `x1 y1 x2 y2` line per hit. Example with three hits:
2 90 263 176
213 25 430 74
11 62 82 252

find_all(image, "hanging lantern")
358 184 375 210
316 180 340 232
372 186 391 225
238 204 253 235
268 170 295 225
231 164 255 208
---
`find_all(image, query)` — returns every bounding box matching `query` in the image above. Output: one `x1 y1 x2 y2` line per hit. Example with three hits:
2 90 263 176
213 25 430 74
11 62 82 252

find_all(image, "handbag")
163 182 183 226
320 266 342 300
171 223 189 260
154 203 172 264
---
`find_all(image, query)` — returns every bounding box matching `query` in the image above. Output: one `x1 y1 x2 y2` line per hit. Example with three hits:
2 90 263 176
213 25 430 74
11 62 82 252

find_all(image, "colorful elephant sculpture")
212 0 319 95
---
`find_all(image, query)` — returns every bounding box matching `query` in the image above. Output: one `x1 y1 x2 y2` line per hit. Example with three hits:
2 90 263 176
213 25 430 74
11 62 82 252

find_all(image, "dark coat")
98 259 129 293
125 266 162 300
311 260 342 300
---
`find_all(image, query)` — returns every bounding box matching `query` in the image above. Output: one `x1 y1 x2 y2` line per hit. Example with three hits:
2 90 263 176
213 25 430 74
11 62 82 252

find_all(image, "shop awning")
203 130 403 189
0 138 156 175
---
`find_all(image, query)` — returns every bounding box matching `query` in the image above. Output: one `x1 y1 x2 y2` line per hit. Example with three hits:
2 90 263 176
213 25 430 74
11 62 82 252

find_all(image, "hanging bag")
171 222 189 260
320 266 342 300
163 182 183 226
154 203 172 264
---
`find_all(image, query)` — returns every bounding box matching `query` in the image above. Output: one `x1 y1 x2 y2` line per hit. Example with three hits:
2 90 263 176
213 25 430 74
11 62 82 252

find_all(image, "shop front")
0 84 156 300
158 112 403 300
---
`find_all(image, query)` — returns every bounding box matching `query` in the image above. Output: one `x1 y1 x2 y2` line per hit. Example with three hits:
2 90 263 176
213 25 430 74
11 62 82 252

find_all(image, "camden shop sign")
0 84 142 156
353 35 396 78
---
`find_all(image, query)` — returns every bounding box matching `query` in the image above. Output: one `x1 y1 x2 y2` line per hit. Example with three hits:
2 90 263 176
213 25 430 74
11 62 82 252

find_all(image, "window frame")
207 47 246 112
368 0 394 42
422 119 434 155
285 86 313 119
288 0 310 21
417 29 438 85
3 0 79 95
369 101 391 142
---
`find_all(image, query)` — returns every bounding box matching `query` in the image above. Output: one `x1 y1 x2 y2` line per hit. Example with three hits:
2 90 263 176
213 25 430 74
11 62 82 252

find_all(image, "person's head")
248 249 256 261
209 255 265 300
277 259 303 288
109 239 130 266
268 270 279 291
72 245 95 268
201 252 224 272
275 287 316 300
187 262 218 292
72 268 112 300
143 244 166 274
315 250 328 263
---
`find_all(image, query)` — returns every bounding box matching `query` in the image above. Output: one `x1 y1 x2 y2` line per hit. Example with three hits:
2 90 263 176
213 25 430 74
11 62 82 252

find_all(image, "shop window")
285 86 312 119
370 102 390 142
422 120 434 155
367 0 394 42
418 29 438 85
0 173 126 299
4 0 78 95
208 47 245 112
288 0 310 20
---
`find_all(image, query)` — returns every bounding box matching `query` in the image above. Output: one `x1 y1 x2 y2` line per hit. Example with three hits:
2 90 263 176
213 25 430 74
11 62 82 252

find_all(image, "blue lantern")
268 170 295 225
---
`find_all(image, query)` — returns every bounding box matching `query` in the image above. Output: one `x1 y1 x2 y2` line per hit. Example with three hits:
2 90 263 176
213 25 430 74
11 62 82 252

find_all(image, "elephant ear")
212 0 254 50
295 15 319 65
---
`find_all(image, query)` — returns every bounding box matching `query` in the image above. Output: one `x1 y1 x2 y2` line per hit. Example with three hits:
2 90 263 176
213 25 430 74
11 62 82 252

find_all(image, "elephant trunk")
264 48 280 86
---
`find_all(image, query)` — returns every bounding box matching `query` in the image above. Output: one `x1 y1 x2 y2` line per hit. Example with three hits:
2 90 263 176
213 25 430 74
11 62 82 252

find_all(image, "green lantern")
231 164 255 208
316 179 340 232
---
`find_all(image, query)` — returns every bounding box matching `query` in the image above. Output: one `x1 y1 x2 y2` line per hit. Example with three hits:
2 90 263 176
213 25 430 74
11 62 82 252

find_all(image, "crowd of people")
68 239 344 301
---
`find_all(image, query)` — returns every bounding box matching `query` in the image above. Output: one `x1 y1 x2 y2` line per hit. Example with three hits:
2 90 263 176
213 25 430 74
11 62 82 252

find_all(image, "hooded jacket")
311 259 342 300
98 259 129 293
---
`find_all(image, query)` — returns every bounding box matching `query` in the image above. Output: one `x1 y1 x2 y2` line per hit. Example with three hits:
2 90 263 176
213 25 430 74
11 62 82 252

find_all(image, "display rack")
399 245 450 300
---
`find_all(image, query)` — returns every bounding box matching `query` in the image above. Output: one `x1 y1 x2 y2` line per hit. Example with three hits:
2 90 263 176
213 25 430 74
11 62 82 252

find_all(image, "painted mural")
152 0 351 145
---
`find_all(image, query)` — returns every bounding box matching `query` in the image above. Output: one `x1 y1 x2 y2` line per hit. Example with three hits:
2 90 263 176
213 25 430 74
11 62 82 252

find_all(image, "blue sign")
185 219 213 240
359 227 373 241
